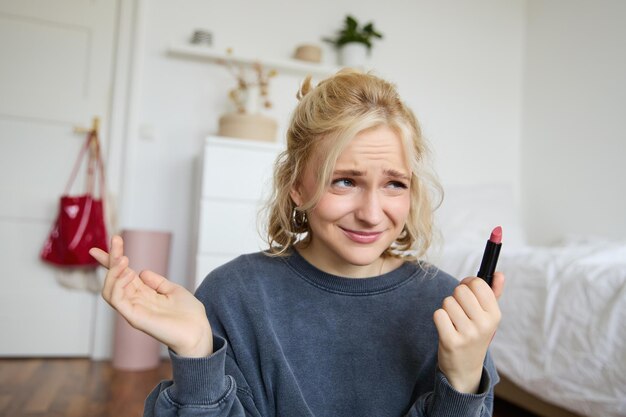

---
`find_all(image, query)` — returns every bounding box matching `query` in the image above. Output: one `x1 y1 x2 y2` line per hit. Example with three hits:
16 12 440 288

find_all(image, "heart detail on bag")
65 204 80 219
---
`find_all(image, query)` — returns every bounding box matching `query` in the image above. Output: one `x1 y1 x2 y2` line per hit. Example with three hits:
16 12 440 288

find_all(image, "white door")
0 0 119 356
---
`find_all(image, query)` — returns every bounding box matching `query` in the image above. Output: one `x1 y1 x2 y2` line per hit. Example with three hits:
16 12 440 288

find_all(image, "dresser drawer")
201 139 281 200
197 199 267 254
194 137 283 286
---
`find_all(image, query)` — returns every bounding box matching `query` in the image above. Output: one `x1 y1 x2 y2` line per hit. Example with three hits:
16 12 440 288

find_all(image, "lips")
340 227 383 244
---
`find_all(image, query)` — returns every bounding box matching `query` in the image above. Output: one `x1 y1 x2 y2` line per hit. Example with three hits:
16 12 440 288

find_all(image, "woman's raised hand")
433 272 504 394
90 235 213 358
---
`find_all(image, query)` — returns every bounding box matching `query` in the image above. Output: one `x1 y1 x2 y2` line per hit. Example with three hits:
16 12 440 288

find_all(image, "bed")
432 184 626 417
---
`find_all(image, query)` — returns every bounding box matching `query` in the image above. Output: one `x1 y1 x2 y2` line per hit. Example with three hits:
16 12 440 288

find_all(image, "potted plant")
324 15 383 67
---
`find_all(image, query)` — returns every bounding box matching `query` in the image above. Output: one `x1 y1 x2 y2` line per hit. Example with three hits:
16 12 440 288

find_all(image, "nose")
355 189 384 226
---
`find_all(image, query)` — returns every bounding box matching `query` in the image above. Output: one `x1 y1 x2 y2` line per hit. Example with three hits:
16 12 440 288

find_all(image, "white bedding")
437 241 626 417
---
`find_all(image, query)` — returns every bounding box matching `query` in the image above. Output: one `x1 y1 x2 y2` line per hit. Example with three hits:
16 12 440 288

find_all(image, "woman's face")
291 125 412 278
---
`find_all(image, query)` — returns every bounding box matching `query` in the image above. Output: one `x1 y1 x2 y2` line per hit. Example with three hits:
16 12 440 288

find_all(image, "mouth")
339 227 383 244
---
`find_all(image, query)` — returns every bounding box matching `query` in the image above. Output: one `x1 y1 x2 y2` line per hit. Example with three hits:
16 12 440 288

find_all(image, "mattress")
436 240 626 417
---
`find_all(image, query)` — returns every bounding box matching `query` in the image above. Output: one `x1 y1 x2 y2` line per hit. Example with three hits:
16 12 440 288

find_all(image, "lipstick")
477 226 502 287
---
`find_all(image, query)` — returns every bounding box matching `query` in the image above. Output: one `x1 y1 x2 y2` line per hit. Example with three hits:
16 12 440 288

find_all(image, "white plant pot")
339 43 368 68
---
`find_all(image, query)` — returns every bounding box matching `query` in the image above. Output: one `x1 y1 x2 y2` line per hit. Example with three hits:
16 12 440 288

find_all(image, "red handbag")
40 130 109 267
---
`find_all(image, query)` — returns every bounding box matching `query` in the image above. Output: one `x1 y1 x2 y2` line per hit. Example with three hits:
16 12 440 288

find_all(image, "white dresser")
192 136 284 288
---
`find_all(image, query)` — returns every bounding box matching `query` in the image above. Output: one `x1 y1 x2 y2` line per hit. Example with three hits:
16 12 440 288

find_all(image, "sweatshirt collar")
285 249 420 295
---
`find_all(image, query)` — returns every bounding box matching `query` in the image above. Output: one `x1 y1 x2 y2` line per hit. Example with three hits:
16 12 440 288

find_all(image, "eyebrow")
384 169 411 181
333 169 411 181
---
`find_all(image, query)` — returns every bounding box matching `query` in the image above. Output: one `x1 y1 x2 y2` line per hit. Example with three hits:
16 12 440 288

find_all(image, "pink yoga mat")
112 229 172 371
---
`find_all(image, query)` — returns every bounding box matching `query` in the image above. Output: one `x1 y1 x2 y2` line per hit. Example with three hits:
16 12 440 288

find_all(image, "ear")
290 184 303 207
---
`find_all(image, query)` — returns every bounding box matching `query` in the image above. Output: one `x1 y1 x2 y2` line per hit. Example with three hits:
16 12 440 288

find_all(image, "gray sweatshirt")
144 250 499 417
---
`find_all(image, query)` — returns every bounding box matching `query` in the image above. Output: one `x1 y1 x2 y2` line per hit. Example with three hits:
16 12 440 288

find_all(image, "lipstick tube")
477 226 502 287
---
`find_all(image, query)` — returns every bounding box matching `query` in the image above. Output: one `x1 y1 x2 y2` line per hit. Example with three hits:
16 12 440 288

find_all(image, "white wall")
120 0 526 287
522 0 626 245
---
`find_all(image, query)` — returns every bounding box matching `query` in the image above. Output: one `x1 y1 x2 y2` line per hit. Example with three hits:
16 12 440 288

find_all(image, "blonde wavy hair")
263 69 442 261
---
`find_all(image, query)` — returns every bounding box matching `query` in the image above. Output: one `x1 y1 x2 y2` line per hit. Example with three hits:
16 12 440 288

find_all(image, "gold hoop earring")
292 207 308 232
392 225 409 248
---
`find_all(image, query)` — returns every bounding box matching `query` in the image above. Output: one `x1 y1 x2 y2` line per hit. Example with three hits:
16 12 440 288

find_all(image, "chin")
340 247 387 267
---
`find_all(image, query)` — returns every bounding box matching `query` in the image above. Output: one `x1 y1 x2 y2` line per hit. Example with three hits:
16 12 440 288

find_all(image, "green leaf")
323 15 384 50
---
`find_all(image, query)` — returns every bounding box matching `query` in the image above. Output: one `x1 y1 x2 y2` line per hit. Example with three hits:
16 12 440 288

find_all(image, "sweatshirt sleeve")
142 336 260 417
406 353 499 417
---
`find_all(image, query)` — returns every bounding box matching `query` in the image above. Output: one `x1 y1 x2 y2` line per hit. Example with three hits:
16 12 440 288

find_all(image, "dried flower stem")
217 49 278 114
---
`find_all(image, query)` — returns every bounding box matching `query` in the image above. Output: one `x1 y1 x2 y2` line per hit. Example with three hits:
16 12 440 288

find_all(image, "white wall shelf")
168 44 339 77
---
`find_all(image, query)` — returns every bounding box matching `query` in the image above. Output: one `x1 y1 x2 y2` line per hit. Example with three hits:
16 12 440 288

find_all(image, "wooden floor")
0 358 539 417
0 358 171 417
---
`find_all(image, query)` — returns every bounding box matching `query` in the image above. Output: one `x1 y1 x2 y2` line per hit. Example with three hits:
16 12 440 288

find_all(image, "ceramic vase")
339 43 368 68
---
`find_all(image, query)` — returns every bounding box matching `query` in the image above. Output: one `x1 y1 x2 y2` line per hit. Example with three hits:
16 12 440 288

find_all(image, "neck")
296 244 397 279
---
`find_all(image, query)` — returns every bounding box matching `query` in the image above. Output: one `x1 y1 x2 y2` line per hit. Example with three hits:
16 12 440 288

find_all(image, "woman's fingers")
433 308 457 343
452 284 483 321
90 235 129 300
89 235 215 355
110 263 138 303
460 272 505 300
458 276 501 314
441 295 472 333
102 255 131 302
101 237 143 306
490 271 505 299
139 270 176 294
109 235 124 264
435 275 504 393
435 277 503 341
89 247 110 268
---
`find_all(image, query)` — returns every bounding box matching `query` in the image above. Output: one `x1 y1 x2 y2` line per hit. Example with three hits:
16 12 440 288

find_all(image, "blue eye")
332 178 354 188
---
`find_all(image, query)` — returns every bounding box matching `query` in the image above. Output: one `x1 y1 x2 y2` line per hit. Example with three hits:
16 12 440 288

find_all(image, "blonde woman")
91 69 504 417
